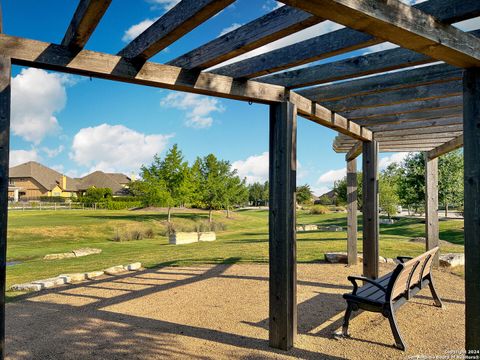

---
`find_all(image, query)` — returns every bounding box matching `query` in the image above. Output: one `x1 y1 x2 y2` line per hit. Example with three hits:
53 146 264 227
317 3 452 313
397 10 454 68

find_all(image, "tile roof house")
8 161 131 201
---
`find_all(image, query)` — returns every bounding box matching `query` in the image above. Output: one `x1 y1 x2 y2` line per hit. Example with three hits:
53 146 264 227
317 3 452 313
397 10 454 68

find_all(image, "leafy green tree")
334 173 362 208
194 154 234 222
438 149 463 216
225 175 248 218
262 181 269 206
397 153 425 214
248 182 264 206
379 174 400 219
296 184 313 204
139 144 191 222
80 187 112 205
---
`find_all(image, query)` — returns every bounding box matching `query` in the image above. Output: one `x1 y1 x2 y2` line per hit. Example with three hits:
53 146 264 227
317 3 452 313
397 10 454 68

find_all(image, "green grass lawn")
6 208 464 300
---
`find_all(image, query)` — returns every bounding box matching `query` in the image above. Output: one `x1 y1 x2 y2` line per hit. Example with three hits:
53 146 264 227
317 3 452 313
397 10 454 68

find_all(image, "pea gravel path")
6 263 464 359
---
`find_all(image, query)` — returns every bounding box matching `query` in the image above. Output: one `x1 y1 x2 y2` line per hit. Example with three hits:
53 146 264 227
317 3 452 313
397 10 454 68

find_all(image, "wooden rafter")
368 117 462 132
168 6 321 70
213 0 480 79
427 135 463 159
353 107 461 126
118 0 235 62
299 63 461 102
345 141 362 161
279 0 480 68
61 0 111 51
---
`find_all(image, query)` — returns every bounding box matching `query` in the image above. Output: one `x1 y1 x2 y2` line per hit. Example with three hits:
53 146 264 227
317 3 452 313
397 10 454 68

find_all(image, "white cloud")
311 186 332 197
317 167 346 184
262 0 283 11
148 0 181 11
122 18 157 42
42 145 64 158
379 152 410 170
454 17 480 32
160 93 224 129
11 68 69 144
10 149 39 167
219 23 243 37
210 21 344 69
232 151 269 184
70 124 173 173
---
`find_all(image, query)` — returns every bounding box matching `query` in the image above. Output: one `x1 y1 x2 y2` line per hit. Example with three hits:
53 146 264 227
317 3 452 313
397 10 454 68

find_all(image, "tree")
248 182 264 206
225 175 248 218
379 174 400 219
296 184 313 204
334 173 362 208
139 144 191 222
397 153 425 214
194 154 233 222
80 187 112 205
438 149 463 217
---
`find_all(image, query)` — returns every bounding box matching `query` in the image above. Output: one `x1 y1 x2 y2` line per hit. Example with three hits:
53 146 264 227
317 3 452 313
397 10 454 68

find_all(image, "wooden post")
362 140 379 279
269 101 297 350
347 158 358 265
0 55 11 360
424 153 439 266
463 68 480 352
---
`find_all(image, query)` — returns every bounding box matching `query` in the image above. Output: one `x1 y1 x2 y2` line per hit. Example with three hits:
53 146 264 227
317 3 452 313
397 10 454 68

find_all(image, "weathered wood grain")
61 0 111 51
345 141 362 161
168 6 321 70
427 135 463 160
353 107 462 126
425 154 439 266
347 158 358 266
362 140 379 279
279 0 480 68
368 117 462 132
322 81 461 112
118 0 234 61
269 101 297 350
299 63 461 102
463 68 480 352
0 55 10 360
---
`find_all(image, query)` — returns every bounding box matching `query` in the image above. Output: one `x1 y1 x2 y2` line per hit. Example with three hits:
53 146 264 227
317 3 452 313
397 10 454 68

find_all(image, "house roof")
9 162 79 191
76 171 131 194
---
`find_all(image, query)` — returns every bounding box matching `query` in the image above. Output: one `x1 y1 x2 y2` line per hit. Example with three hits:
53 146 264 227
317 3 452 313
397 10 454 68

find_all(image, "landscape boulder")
124 262 142 271
85 271 104 280
380 218 395 225
59 273 86 283
43 252 76 260
296 224 318 232
104 265 127 275
10 283 42 292
32 277 68 289
72 248 102 257
169 232 198 245
198 232 216 242
439 253 464 268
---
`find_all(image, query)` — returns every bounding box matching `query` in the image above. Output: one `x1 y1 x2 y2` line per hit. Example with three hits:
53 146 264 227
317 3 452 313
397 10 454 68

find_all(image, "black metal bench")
339 247 443 351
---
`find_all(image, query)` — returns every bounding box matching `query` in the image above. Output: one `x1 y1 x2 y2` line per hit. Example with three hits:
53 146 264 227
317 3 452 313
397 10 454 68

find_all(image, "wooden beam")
368 117 462 132
427 135 464 160
322 81 461 112
289 92 372 141
362 140 379 279
347 158 358 266
338 139 452 149
299 63 461 102
168 6 321 70
0 33 285 104
345 141 362 161
0 34 370 141
354 107 461 126
214 0 480 79
344 96 462 120
0 55 10 360
374 125 463 137
61 0 111 51
462 68 480 352
269 101 297 350
425 154 439 267
118 0 234 61
279 0 480 68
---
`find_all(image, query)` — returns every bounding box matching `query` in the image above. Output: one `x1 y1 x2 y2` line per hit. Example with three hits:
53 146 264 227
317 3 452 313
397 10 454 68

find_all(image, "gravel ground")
6 263 464 359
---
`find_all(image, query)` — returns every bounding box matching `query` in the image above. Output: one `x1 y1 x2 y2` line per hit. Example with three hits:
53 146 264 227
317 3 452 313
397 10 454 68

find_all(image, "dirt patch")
5 263 464 359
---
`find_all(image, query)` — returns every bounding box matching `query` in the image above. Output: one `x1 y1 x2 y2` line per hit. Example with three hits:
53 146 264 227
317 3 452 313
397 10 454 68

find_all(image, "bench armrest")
396 256 413 263
347 276 386 295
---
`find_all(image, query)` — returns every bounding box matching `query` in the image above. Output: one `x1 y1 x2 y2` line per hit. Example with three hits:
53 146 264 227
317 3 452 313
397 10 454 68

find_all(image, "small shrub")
112 228 122 242
309 205 329 215
144 228 155 239
130 230 143 241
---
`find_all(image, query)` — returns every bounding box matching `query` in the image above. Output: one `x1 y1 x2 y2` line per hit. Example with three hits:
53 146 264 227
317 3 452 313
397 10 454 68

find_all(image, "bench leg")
427 275 443 308
341 302 354 337
386 307 407 351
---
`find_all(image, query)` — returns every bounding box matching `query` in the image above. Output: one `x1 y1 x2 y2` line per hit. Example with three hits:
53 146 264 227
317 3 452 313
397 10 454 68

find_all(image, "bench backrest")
389 247 439 301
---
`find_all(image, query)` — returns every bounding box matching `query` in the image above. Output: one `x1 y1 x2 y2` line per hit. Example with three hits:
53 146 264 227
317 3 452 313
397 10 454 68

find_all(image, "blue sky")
3 0 478 195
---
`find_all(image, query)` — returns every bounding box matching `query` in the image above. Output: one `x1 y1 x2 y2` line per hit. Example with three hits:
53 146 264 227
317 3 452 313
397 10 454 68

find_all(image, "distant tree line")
333 150 464 217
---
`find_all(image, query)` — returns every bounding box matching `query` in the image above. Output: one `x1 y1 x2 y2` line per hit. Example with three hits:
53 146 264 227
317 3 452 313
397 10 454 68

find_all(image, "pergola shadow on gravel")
0 0 479 358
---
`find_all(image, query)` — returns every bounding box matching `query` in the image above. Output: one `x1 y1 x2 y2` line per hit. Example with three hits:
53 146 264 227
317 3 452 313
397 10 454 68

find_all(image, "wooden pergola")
0 0 479 356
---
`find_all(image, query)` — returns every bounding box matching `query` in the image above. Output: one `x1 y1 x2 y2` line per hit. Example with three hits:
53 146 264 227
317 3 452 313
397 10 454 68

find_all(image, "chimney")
62 175 67 190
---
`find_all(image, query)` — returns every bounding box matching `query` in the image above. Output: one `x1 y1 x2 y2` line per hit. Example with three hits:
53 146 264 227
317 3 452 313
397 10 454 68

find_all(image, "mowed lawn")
6 208 464 300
